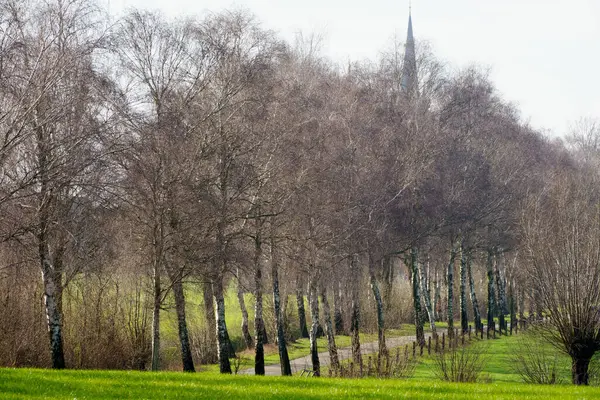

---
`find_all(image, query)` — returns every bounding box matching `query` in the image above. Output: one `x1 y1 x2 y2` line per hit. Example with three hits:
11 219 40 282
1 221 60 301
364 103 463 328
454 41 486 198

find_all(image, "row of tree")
0 0 599 385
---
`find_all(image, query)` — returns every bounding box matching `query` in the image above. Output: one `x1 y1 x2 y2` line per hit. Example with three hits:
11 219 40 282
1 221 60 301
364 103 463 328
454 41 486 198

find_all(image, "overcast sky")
109 0 600 137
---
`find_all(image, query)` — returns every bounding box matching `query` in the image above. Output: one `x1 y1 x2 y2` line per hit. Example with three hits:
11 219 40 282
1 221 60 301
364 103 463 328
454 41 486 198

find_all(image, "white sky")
108 0 600 137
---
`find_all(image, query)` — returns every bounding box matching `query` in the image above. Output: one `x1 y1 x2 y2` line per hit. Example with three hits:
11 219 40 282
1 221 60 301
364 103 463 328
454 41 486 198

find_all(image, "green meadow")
3 333 600 399
1 367 598 400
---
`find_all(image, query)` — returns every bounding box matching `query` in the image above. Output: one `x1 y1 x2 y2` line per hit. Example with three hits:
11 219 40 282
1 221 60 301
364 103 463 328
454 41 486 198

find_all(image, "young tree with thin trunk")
410 247 425 346
295 276 310 338
253 218 266 375
236 268 254 349
269 225 292 375
486 249 496 335
368 251 388 358
349 254 362 367
467 254 482 332
333 280 346 335
320 284 340 373
419 253 437 337
446 240 459 339
459 241 469 334
495 252 508 334
201 281 218 363
308 272 321 377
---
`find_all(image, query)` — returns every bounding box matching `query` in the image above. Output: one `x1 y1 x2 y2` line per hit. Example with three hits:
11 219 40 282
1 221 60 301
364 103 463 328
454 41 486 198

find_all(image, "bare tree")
4 0 112 369
198 10 283 373
523 171 600 385
112 9 212 372
566 118 600 167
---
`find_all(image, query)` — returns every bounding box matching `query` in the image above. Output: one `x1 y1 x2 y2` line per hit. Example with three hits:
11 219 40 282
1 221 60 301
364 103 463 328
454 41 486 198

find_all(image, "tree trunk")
254 233 265 376
164 181 193 372
296 277 310 338
333 279 345 335
447 242 458 339
237 269 254 349
495 253 508 334
411 247 425 346
261 321 270 345
40 261 65 369
369 254 388 357
572 357 591 385
509 280 516 333
467 255 482 332
320 285 340 373
382 255 394 313
487 249 496 335
171 274 195 372
213 276 233 374
308 276 320 377
349 254 362 367
419 256 437 337
535 293 543 320
281 290 290 333
459 243 469 334
151 259 161 371
528 299 536 322
518 285 525 322
202 280 218 363
270 233 291 376
36 109 65 370
434 270 442 322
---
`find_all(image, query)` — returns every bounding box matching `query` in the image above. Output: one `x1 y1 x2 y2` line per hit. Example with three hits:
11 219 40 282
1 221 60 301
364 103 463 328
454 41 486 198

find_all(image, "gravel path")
240 334 430 376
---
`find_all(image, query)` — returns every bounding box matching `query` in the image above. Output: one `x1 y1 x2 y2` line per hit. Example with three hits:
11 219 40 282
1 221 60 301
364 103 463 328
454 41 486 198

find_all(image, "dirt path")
240 334 430 376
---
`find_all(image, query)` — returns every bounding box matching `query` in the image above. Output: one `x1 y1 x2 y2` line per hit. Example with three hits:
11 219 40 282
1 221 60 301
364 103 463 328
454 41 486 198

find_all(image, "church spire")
401 4 418 96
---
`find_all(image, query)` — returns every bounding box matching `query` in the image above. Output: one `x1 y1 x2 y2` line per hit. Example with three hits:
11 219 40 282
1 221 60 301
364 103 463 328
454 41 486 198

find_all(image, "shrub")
433 342 488 382
510 334 560 384
332 347 416 379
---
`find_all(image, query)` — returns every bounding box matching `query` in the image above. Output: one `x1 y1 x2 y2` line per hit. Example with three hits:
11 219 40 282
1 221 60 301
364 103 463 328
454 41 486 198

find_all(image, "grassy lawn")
2 367 600 399
411 332 573 383
4 331 600 399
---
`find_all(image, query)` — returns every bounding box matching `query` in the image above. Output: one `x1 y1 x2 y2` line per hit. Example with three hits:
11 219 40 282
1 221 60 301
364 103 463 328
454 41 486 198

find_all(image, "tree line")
1 0 599 385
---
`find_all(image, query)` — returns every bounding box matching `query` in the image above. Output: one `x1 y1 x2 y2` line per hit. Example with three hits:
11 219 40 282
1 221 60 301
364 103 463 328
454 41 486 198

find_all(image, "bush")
190 328 218 364
510 333 560 384
332 347 416 379
231 355 251 375
433 342 488 382
365 350 417 379
387 353 417 379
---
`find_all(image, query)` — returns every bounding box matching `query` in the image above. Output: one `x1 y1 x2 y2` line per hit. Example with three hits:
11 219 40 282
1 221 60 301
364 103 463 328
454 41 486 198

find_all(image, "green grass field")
411 332 573 383
3 332 600 399
1 367 599 399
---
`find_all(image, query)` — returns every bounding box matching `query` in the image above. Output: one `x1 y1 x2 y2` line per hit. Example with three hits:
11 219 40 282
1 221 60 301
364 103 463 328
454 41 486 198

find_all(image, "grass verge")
2 368 600 399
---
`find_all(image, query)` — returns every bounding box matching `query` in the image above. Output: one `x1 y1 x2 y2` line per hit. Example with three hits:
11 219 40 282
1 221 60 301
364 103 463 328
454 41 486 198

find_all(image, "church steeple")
401 5 418 96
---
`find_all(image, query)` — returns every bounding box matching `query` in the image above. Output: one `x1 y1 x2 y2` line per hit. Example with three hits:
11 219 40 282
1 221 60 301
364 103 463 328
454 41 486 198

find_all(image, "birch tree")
112 9 216 372
199 10 283 373
9 0 114 369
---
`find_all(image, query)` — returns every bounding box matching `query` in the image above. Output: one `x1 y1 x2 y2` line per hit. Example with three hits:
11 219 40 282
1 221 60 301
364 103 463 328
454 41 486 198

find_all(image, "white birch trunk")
321 285 340 372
